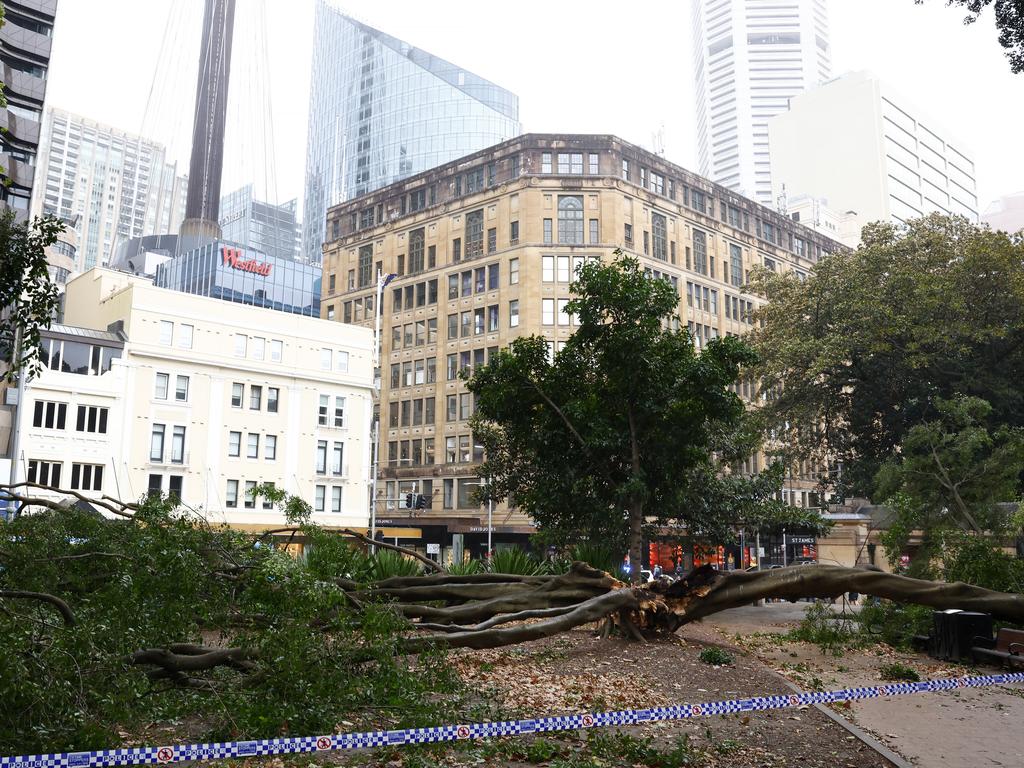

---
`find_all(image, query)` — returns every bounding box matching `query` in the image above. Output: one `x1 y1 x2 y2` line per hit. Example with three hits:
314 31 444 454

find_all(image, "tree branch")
339 528 445 573
0 590 76 626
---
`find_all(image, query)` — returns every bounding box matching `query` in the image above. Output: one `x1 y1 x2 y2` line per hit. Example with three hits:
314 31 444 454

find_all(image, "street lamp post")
369 269 396 554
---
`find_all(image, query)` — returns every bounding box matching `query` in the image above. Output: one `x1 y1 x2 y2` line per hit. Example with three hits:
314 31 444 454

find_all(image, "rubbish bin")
930 610 993 662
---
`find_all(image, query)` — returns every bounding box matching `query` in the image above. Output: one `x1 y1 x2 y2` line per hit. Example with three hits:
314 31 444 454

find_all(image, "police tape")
3 671 1023 768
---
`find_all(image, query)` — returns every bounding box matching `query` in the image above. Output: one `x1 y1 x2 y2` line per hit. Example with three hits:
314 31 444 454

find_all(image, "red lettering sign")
220 246 272 277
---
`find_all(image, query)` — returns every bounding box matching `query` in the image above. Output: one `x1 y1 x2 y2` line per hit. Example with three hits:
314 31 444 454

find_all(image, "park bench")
971 627 1024 668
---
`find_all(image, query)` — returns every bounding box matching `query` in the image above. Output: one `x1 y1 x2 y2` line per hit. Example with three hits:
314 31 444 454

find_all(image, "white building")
783 194 862 248
769 71 979 227
32 108 188 271
692 0 831 205
2 269 374 530
983 192 1024 234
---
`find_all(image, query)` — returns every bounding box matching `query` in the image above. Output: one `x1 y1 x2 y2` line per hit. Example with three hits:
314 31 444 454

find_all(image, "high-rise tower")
179 0 236 244
301 2 520 264
692 0 831 205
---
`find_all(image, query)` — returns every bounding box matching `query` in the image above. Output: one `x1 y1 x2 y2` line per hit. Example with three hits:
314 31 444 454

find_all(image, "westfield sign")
221 246 272 277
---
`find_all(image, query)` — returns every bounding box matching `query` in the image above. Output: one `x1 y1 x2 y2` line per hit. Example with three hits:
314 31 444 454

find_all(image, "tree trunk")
628 499 644 584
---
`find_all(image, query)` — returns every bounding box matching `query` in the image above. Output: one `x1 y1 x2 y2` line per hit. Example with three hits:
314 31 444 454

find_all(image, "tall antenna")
652 124 665 157
777 182 788 215
179 0 237 244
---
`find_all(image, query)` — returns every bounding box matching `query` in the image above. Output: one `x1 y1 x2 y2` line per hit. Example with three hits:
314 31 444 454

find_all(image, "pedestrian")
653 563 662 579
675 561 685 578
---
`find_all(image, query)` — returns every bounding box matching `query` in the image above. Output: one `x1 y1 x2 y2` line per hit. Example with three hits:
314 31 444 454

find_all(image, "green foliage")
750 215 1024 499
567 542 622 573
857 601 934 649
943 535 1024 594
787 602 865 656
879 662 921 682
586 731 696 767
446 558 484 575
0 211 64 383
0 497 466 754
468 252 817 567
698 646 734 665
921 0 1024 74
488 547 542 575
366 548 423 580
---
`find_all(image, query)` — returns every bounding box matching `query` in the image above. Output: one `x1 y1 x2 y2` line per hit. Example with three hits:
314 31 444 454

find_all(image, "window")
316 441 327 474
557 255 570 282
234 334 247 357
542 298 555 325
27 459 61 488
318 394 329 426
175 375 189 402
588 153 599 175
250 385 262 410
150 424 165 461
509 299 519 327
488 304 499 332
358 244 373 287
32 401 67 429
443 478 454 508
624 222 633 246
159 321 173 346
331 487 342 513
488 264 499 290
226 480 239 508
730 244 743 287
589 219 599 244
332 442 344 475
265 435 277 460
651 213 667 261
542 255 554 282
270 339 283 362
336 351 349 372
557 153 583 174
231 383 243 408
148 474 163 498
179 324 193 349
461 311 472 338
74 405 108 436
247 433 259 459
457 478 477 509
228 431 241 457
447 314 458 340
452 237 461 263
448 273 459 300
510 257 519 284
466 209 484 258
474 307 485 334
487 227 497 254
622 159 630 180
543 218 553 244
244 481 257 509
510 220 519 245
168 475 182 501
693 229 707 275
251 337 265 361
541 152 552 173
460 393 472 420
557 196 584 244
155 373 169 400
334 396 345 427
262 481 276 509
171 426 185 463
320 348 332 370
70 463 103 491
268 387 279 413
557 298 571 326
408 228 425 273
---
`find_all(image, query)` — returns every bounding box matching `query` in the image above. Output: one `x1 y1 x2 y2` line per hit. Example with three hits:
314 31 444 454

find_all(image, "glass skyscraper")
301 2 520 264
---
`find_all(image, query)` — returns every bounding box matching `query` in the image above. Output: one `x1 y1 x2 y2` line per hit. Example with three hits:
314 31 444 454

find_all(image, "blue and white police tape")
4 671 1023 768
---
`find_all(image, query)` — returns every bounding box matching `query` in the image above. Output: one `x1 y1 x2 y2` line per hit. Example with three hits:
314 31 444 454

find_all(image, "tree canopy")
749 214 1024 499
0 211 63 382
466 253 823 576
921 0 1024 74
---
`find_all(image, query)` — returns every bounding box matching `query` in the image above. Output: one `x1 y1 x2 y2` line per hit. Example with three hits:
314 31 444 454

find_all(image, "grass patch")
879 662 921 682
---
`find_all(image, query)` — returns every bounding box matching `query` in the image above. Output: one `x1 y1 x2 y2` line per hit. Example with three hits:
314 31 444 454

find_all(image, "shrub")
857 601 934 649
787 601 865 656
489 547 542 575
698 646 734 665
879 662 921 682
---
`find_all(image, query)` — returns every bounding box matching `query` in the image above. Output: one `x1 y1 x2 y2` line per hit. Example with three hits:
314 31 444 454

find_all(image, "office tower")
982 192 1024 235
692 0 831 205
32 108 188 270
301 2 520 264
220 184 301 262
2 0 57 217
320 133 842 563
769 71 979 226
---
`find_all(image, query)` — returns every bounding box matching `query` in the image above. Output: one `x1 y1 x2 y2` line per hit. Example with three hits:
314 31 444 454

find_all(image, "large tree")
749 214 1024 498
466 253 821 577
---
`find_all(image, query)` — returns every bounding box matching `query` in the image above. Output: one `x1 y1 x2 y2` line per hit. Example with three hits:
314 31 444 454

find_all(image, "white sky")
45 0 1024 217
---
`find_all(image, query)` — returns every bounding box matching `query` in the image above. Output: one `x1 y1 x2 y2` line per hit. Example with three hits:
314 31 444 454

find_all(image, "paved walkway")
705 603 1024 767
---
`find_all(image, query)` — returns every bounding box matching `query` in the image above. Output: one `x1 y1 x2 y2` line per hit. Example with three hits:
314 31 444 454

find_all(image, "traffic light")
415 493 429 509
404 493 415 509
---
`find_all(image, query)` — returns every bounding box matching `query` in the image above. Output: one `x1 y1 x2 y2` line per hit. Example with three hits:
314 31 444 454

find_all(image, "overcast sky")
45 0 1023 217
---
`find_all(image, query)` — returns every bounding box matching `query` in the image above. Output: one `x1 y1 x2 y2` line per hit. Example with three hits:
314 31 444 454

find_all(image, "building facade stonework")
321 134 844 564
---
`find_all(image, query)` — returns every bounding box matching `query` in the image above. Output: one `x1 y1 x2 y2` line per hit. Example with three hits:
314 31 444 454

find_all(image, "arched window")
557 196 584 245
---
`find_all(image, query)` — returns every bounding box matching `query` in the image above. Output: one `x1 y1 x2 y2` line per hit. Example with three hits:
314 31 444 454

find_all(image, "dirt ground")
704 602 1024 767
442 624 896 768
